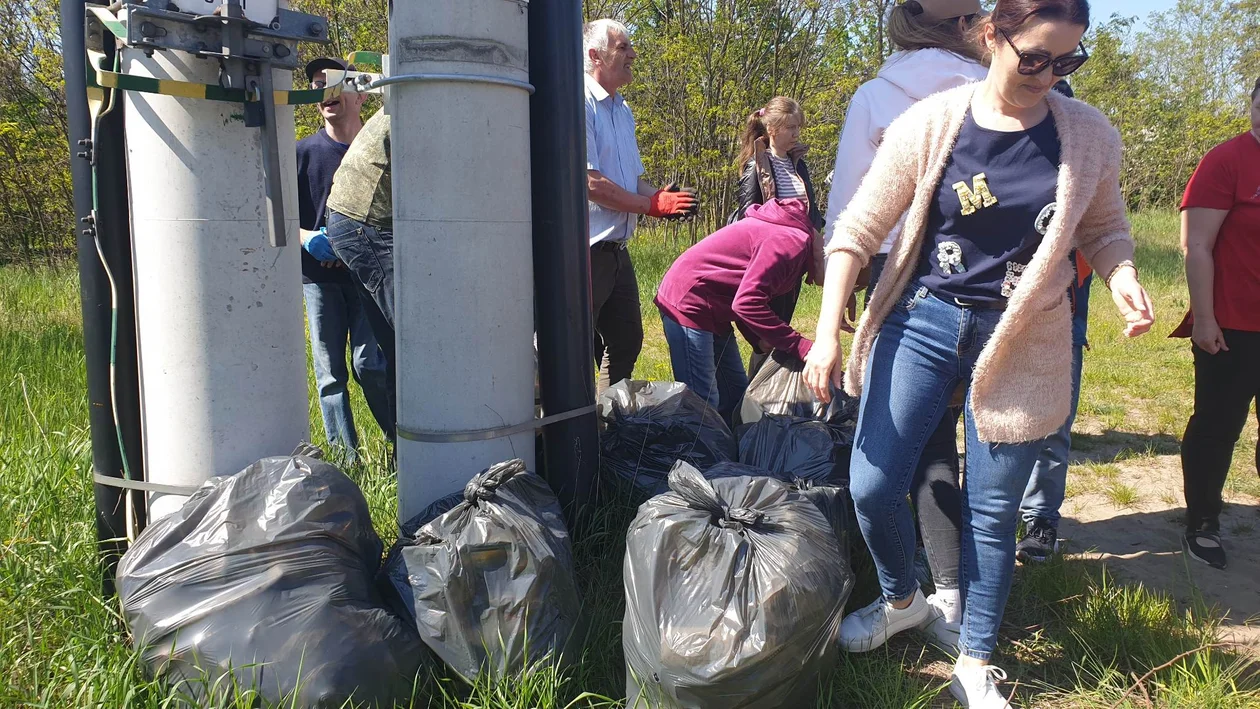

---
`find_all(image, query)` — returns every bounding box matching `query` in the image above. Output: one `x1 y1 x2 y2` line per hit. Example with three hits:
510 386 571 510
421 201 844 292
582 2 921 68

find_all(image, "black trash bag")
711 451 854 571
736 414 850 485
623 461 851 709
383 459 580 682
736 351 859 436
598 380 736 496
116 451 428 707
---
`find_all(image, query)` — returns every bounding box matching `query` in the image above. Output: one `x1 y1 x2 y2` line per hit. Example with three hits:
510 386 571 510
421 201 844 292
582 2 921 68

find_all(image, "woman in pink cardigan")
803 1 1155 706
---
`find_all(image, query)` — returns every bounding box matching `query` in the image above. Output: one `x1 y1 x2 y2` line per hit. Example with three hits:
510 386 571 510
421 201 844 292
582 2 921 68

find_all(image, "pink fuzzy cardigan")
826 84 1134 443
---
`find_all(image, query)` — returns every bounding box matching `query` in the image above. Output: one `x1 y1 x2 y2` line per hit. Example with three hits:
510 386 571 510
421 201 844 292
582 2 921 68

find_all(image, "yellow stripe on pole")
158 79 208 100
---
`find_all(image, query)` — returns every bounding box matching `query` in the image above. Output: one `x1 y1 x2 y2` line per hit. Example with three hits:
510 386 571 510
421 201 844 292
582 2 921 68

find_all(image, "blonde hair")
888 2 986 63
736 97 805 167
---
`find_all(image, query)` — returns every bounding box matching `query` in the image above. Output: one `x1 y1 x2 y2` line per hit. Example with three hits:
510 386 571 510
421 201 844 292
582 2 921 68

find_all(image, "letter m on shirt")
952 173 999 215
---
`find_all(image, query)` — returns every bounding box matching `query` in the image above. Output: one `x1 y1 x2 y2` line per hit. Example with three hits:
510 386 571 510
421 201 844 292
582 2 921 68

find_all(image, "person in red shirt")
1174 76 1260 570
654 198 820 425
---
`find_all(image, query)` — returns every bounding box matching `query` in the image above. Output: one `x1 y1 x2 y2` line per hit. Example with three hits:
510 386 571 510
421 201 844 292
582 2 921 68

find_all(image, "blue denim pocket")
327 221 384 295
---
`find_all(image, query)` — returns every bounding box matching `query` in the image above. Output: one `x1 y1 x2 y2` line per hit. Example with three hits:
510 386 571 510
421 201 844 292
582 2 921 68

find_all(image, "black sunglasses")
998 28 1089 77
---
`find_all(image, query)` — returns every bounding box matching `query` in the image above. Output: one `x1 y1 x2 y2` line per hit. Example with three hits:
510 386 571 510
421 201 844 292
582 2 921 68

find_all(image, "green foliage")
1074 0 1254 209
0 0 75 264
594 1 888 236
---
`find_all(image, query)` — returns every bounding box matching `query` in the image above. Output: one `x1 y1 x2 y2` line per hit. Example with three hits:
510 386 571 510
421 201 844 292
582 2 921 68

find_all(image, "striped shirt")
769 154 807 201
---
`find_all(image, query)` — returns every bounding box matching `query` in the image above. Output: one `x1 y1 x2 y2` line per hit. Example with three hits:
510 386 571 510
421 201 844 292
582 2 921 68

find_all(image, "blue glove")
303 227 337 262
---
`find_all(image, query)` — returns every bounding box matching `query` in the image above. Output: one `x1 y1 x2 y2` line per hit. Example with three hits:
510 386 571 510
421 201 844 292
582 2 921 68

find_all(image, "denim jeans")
1020 344 1084 527
850 285 1044 660
660 313 749 427
303 281 395 458
326 211 396 420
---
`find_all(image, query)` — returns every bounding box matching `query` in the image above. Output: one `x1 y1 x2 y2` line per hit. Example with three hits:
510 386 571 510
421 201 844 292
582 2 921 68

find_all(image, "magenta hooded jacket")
654 198 816 362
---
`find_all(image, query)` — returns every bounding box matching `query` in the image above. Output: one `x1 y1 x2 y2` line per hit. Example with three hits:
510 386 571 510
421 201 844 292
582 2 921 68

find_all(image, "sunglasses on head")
998 28 1089 77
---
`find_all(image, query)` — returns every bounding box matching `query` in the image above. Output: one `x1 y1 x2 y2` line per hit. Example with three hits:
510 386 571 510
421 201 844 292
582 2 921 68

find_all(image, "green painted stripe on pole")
345 51 383 70
88 6 127 40
88 63 341 105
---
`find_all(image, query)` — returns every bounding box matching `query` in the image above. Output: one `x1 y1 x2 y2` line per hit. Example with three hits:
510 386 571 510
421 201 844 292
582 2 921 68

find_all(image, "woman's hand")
804 340 842 404
1191 316 1229 354
1108 267 1155 338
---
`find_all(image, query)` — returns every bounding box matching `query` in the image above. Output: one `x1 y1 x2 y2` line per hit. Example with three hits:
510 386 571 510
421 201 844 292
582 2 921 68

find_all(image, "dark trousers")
326 210 397 439
591 244 643 391
1181 329 1260 530
913 406 963 590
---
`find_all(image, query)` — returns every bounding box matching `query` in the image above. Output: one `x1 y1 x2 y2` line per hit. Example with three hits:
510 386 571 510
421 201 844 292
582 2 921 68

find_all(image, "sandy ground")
1059 453 1260 649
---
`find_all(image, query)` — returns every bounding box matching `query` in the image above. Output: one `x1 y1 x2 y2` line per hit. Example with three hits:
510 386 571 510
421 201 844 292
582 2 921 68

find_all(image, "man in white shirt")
583 19 697 391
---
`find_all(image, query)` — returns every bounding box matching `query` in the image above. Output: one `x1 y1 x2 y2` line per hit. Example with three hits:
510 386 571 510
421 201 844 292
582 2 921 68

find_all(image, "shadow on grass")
1068 430 1183 464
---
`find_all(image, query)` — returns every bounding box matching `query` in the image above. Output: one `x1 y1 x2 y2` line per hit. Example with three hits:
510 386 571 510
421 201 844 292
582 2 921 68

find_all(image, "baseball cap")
914 0 983 21
304 56 354 82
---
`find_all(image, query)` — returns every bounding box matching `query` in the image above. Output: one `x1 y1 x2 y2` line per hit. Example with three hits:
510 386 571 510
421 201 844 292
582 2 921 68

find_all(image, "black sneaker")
1016 519 1058 563
1183 527 1227 569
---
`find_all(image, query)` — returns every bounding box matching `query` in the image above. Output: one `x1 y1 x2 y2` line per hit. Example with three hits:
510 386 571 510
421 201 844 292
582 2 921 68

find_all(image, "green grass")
2 210 1258 707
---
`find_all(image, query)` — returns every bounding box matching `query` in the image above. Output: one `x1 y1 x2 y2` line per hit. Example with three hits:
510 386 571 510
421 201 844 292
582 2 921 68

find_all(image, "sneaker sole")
1015 540 1060 564
949 674 1013 709
841 606 934 653
1182 539 1227 570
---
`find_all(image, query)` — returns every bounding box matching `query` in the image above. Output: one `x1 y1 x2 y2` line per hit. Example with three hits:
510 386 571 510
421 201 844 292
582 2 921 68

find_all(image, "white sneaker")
950 662 1013 708
920 591 962 651
839 589 931 653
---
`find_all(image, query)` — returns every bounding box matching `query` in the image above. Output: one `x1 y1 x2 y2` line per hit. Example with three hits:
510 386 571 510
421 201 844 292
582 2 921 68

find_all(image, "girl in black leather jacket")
730 97 823 373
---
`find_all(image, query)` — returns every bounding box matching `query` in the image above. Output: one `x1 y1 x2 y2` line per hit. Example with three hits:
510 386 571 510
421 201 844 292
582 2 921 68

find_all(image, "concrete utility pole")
389 0 538 522
97 0 321 520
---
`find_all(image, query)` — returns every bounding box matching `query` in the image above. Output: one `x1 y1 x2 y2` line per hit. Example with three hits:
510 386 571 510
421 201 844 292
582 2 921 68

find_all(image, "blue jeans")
1020 344 1084 527
851 286 1045 660
660 313 749 427
326 211 396 418
303 281 395 458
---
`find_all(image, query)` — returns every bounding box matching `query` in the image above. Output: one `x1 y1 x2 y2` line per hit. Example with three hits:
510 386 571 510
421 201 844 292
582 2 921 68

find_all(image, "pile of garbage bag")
622 462 851 709
382 459 581 682
598 380 736 496
116 449 428 707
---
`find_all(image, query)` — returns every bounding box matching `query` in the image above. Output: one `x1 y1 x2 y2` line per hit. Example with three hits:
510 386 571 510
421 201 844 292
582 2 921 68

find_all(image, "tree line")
0 0 1254 263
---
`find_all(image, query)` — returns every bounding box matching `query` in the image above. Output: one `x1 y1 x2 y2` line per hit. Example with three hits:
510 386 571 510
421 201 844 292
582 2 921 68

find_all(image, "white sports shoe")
839 589 931 653
950 662 1013 708
920 591 962 651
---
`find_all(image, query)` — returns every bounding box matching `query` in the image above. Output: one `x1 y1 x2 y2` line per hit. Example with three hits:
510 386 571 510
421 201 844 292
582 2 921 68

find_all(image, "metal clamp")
396 404 596 444
93 472 202 497
370 73 535 95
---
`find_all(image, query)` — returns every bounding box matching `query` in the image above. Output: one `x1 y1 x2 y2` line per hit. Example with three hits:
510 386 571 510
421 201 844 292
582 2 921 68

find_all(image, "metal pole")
62 0 144 595
528 0 598 521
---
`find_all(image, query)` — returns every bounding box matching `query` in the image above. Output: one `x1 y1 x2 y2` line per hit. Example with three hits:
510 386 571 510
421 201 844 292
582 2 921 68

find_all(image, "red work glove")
648 185 698 218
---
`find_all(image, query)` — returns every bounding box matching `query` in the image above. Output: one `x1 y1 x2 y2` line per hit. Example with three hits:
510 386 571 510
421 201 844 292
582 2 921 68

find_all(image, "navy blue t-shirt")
916 110 1061 303
297 128 351 284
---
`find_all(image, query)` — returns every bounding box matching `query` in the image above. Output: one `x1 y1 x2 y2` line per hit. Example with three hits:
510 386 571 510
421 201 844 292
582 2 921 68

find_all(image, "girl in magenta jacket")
654 198 821 424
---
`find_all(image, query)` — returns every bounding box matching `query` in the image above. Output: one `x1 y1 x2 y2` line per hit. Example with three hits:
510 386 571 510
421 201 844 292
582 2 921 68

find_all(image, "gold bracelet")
1104 259 1137 290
